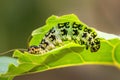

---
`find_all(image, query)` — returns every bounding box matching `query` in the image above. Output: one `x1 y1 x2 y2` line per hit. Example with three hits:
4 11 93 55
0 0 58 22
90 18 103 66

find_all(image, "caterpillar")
28 21 100 54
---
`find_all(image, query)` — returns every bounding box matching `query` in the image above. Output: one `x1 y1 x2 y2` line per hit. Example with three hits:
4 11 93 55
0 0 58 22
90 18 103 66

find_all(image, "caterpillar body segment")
28 21 100 54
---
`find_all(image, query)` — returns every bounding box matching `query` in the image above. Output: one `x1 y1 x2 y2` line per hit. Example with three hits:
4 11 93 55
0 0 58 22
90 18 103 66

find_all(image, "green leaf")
0 56 18 74
0 56 18 80
0 14 120 80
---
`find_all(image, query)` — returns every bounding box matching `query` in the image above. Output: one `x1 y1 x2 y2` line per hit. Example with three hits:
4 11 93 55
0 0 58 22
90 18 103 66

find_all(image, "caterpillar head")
28 45 41 54
90 38 100 52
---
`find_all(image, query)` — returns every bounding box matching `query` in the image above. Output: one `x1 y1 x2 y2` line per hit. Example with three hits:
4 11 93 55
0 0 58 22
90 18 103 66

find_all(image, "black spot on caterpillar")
28 22 100 54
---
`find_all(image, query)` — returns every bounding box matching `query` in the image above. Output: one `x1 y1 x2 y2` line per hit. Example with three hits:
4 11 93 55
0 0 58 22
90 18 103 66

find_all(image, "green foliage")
0 14 120 80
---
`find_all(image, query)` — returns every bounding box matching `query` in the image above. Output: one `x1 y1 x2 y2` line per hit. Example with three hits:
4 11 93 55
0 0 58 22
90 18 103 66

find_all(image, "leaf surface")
0 14 120 80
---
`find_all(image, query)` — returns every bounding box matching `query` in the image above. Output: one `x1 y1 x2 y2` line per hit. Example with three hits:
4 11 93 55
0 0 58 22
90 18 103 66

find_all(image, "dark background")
0 0 120 80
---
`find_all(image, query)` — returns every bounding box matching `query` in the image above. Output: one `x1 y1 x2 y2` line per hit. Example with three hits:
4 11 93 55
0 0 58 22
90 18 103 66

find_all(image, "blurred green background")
0 0 120 80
